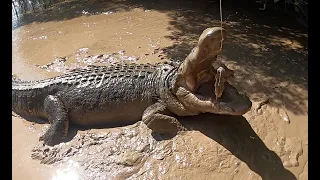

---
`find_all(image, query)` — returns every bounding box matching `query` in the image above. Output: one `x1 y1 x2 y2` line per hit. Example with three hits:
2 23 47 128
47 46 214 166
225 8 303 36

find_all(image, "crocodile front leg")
142 102 185 135
39 95 69 146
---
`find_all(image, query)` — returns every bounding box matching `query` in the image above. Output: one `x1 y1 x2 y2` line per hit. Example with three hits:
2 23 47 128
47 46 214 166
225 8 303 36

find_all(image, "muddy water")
12 1 308 180
12 8 174 79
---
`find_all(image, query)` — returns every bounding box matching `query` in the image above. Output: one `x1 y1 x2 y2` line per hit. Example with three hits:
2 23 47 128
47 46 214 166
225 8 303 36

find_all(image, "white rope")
219 0 223 52
215 0 224 100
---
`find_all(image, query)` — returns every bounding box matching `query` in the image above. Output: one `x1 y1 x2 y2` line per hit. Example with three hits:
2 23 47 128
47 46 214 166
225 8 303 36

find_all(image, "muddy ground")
12 0 308 179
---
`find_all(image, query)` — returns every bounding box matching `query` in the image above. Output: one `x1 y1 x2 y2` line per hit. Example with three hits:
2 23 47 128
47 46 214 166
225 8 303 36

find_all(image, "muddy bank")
12 0 307 179
30 114 299 180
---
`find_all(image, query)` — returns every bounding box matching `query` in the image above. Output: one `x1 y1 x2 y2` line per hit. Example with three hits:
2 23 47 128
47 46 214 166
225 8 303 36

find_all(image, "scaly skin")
12 27 252 146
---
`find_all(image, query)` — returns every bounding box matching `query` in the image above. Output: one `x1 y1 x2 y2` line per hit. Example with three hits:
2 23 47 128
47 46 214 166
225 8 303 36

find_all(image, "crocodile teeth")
195 94 212 102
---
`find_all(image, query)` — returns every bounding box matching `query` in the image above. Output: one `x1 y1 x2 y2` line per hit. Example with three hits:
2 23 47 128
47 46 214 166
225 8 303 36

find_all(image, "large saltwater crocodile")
12 27 252 146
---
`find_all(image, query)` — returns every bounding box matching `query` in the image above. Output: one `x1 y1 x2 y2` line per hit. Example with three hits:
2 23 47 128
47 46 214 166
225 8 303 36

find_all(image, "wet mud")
12 0 308 179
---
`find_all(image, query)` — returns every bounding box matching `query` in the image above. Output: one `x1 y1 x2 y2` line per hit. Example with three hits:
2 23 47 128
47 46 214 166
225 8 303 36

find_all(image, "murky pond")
12 0 308 179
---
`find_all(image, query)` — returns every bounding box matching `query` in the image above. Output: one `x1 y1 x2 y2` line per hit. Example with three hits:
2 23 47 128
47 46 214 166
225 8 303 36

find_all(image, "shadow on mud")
60 113 297 180
157 0 308 116
17 110 296 179
179 114 297 180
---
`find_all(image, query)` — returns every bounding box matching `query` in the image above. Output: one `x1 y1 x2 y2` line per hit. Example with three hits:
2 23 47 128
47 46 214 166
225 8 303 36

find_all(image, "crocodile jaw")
196 82 252 116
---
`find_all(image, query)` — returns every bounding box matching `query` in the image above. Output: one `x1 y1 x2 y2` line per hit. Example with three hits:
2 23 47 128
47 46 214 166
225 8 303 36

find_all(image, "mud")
12 0 308 179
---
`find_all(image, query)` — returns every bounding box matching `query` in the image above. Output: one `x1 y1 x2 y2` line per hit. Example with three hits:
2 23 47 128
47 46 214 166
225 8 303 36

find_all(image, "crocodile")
12 27 252 146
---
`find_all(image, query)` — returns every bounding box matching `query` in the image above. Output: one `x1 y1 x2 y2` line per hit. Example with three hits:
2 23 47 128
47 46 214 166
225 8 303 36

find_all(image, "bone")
214 66 226 99
212 61 234 100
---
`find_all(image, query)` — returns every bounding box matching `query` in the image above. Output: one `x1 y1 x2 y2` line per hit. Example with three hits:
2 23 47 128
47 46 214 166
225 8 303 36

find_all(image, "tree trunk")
12 1 19 17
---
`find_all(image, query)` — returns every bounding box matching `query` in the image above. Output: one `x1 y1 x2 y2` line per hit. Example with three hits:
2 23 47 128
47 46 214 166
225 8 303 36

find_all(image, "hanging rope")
219 0 224 52
215 0 225 100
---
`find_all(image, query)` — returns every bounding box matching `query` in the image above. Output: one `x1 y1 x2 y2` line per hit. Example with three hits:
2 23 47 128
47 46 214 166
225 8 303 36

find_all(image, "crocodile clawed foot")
146 117 186 136
143 103 187 136
39 124 66 146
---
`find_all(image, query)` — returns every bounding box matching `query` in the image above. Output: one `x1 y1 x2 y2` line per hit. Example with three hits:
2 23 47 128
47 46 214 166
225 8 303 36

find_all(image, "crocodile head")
175 27 226 92
172 67 252 116
172 27 252 116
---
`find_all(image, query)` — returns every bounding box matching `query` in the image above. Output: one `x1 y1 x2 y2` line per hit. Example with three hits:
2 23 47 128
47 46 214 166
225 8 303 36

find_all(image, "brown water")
12 0 308 179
